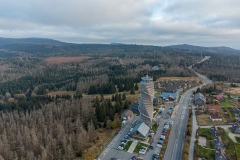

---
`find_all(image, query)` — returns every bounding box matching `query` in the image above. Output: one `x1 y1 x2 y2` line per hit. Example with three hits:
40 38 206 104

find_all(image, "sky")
0 0 240 49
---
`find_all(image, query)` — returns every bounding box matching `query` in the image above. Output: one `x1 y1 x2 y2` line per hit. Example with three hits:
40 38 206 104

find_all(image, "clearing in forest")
45 56 91 64
155 76 201 82
228 87 240 95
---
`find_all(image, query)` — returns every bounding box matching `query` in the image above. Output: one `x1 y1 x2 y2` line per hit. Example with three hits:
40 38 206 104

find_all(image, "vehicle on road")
160 135 166 139
125 135 130 139
152 154 158 159
157 142 162 148
130 155 138 160
121 139 127 143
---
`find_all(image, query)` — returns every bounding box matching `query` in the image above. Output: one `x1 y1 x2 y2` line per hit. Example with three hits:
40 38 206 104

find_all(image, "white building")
139 75 154 126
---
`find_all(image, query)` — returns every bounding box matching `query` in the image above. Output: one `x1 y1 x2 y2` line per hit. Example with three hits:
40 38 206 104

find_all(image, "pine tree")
134 83 139 90
130 87 135 94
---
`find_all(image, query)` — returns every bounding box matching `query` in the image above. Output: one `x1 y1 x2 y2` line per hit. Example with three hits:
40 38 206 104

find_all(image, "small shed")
121 110 134 120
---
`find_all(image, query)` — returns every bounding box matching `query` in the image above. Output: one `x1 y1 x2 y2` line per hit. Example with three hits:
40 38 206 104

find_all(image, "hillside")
168 44 240 54
0 37 63 45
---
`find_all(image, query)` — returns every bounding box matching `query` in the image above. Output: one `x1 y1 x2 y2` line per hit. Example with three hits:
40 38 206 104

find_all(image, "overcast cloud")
0 0 240 48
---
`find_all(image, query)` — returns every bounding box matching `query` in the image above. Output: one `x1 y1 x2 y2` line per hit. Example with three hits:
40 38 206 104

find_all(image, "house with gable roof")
130 122 150 140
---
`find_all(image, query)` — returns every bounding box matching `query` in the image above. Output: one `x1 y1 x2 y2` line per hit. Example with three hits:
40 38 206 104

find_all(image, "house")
215 148 230 160
165 81 181 93
214 136 225 149
161 92 177 100
121 110 133 120
232 107 240 115
153 97 161 105
193 93 206 106
232 122 240 133
205 105 220 113
168 95 175 101
210 126 222 137
130 122 150 140
210 113 222 121
130 102 139 113
216 94 225 102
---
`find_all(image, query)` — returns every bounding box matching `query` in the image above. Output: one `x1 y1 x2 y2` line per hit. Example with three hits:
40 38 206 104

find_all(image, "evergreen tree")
123 100 129 109
134 83 139 90
130 87 135 94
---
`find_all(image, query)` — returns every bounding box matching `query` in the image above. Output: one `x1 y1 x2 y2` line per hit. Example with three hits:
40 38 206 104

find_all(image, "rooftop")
131 122 150 137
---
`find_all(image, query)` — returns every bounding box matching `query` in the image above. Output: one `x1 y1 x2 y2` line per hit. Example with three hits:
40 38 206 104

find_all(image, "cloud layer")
0 0 240 48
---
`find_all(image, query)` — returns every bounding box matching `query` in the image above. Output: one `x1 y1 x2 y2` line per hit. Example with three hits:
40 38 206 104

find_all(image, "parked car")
130 155 138 160
159 137 165 141
121 139 127 143
159 140 164 144
164 122 169 125
125 135 130 139
164 124 169 129
152 154 158 158
160 135 166 140
157 142 162 148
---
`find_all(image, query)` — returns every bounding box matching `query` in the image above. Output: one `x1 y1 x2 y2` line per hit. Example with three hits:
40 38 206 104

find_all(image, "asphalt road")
163 88 194 160
189 72 212 160
164 56 212 160
97 116 139 160
97 102 175 160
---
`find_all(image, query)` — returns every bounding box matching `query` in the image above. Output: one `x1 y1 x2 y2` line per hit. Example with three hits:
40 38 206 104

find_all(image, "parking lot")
97 101 176 160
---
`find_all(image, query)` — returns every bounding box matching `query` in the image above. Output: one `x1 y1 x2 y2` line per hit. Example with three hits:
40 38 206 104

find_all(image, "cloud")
0 0 240 48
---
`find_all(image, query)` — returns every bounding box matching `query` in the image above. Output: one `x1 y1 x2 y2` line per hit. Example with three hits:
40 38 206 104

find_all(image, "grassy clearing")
195 144 215 160
133 143 148 153
235 144 240 159
196 114 210 126
123 141 133 151
155 76 201 82
220 99 232 107
151 122 158 131
221 129 237 160
235 137 240 143
197 128 215 141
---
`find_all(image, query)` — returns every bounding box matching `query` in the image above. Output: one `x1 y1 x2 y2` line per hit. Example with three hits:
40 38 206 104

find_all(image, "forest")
0 40 239 159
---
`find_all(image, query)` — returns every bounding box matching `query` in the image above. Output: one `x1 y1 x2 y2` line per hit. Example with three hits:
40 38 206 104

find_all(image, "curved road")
164 56 212 160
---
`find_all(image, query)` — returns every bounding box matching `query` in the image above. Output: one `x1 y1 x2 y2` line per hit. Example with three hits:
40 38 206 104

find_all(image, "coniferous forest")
0 39 239 159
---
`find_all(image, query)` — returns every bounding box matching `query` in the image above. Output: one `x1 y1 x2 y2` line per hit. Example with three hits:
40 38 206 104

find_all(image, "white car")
164 125 169 129
118 146 123 150
157 144 162 148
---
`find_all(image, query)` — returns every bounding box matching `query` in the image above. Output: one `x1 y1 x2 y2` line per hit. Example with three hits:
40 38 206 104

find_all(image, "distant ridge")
0 37 64 45
167 44 240 54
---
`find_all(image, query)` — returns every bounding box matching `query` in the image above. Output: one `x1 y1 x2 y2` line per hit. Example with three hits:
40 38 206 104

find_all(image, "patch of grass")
196 114 210 126
153 109 159 117
220 129 237 160
195 144 215 160
123 141 133 151
197 128 215 140
236 137 240 143
220 99 232 107
151 122 158 131
133 142 148 153
236 144 240 159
